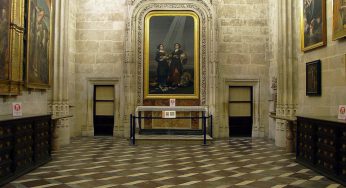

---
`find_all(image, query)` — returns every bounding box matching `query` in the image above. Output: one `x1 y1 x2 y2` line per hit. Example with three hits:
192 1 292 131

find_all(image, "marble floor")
4 137 345 188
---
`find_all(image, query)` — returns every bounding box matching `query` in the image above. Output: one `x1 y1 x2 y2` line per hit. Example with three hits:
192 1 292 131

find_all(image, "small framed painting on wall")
306 60 322 96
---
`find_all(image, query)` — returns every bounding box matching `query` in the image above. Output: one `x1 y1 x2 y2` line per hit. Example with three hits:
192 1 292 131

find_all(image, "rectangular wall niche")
83 78 121 137
224 79 262 138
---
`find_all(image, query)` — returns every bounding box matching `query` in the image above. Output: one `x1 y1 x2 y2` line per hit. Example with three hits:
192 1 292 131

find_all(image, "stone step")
130 134 213 145
139 129 204 135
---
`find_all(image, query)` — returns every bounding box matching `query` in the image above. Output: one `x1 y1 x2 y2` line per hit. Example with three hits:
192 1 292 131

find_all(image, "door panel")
96 87 114 100
229 103 251 116
229 87 251 101
95 102 114 116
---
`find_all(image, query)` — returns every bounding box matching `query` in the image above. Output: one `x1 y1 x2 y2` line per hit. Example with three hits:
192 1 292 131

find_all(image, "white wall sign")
162 111 176 119
338 105 346 120
170 99 176 107
12 102 23 117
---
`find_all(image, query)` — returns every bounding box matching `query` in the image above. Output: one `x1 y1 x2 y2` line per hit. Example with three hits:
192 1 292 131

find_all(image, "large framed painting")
0 0 24 95
144 11 200 99
301 0 327 52
0 0 11 82
26 0 53 89
333 0 346 40
306 60 321 96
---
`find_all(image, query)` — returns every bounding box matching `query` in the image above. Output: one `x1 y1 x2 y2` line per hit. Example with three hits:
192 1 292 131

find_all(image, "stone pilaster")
275 0 297 147
50 0 72 149
50 102 70 149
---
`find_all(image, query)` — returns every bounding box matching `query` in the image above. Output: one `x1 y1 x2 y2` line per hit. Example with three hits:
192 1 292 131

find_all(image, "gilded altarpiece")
0 0 24 95
142 11 201 129
122 0 217 136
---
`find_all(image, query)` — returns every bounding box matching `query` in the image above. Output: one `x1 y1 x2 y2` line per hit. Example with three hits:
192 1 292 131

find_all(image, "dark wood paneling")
229 117 252 137
296 116 346 186
0 115 52 186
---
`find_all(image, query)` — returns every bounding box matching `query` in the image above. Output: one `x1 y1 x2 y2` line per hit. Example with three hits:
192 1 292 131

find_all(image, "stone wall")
1 0 276 140
294 0 346 116
75 0 126 136
217 0 271 137
3 0 344 142
70 0 274 138
0 91 49 116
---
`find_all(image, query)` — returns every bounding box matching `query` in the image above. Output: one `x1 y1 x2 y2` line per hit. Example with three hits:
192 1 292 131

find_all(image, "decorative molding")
127 1 213 106
131 0 214 14
83 77 121 137
49 102 69 119
123 0 218 137
223 79 262 138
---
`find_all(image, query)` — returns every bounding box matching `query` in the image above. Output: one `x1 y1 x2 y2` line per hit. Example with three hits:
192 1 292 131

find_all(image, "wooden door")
94 85 115 136
229 86 253 137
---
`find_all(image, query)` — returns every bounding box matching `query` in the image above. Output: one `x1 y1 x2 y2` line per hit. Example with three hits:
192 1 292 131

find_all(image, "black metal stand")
129 113 213 146
210 115 213 138
132 115 136 145
202 112 207 146
129 114 133 146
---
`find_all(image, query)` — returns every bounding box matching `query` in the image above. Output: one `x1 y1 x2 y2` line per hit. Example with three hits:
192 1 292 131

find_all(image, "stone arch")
124 0 217 108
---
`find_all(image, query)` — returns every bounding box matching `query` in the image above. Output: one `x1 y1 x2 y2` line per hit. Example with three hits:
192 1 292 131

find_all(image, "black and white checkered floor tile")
4 137 345 188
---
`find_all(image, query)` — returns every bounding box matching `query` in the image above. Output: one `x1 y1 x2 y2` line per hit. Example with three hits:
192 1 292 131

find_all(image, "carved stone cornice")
276 0 297 117
49 101 70 119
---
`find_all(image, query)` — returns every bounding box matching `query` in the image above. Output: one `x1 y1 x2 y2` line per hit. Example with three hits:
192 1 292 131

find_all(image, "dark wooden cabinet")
0 114 52 186
297 116 346 186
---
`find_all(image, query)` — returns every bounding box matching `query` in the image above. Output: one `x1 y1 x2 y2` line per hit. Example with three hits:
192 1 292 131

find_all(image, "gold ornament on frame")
0 0 25 95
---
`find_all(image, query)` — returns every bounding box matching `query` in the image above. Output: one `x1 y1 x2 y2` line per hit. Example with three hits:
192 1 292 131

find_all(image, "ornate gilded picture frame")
25 0 53 89
306 60 321 96
332 0 346 40
0 0 24 95
301 0 327 52
144 11 200 99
